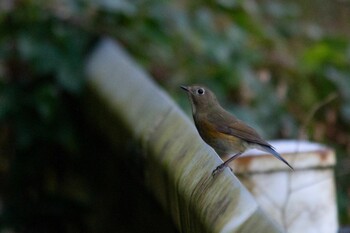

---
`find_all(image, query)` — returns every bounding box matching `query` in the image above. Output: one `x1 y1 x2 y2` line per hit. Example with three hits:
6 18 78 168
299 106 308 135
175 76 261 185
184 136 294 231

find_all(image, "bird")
181 85 293 176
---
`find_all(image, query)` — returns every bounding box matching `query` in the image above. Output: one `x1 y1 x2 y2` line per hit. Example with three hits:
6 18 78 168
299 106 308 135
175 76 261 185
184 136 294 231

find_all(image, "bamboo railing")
85 38 283 233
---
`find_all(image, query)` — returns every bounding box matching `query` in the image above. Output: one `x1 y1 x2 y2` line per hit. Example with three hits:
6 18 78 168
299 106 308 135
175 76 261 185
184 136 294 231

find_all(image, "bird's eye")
197 88 205 95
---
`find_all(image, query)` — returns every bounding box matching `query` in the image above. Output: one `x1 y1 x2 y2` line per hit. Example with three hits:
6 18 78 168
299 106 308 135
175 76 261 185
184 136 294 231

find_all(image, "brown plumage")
181 85 293 176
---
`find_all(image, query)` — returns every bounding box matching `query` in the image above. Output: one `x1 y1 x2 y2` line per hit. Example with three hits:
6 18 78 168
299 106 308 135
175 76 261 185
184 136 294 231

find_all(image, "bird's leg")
212 152 242 177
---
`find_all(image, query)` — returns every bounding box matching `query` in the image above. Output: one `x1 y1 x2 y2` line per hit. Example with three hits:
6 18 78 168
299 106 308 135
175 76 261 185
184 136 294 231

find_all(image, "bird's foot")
212 163 228 177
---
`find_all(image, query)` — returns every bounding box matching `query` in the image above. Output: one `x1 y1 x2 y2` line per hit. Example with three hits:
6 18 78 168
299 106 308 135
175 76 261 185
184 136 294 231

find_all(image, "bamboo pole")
85 38 283 233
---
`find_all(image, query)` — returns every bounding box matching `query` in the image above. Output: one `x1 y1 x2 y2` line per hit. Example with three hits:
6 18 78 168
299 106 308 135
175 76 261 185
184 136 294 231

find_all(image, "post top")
228 140 335 173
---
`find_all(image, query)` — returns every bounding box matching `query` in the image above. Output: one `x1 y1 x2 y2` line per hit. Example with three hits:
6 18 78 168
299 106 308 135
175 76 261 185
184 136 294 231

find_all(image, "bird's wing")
208 111 272 147
208 110 294 170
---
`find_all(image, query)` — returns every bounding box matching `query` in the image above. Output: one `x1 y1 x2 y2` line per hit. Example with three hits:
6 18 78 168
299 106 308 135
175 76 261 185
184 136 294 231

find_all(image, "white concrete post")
229 140 338 233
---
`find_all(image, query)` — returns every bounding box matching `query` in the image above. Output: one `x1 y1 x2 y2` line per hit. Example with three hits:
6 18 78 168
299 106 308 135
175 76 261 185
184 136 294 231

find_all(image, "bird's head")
180 85 219 114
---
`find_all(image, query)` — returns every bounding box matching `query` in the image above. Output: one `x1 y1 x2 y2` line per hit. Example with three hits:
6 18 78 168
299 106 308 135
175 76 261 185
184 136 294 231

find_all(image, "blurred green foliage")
0 0 350 231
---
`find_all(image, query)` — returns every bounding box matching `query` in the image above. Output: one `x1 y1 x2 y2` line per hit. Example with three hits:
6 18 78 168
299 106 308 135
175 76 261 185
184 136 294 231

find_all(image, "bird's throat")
189 98 196 114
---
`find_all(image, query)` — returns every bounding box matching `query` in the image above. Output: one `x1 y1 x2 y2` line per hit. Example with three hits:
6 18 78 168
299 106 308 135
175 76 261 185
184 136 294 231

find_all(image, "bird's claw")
212 163 227 177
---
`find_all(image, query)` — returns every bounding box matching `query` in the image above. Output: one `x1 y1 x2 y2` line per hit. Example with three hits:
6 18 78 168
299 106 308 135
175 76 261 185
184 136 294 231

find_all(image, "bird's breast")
194 115 245 156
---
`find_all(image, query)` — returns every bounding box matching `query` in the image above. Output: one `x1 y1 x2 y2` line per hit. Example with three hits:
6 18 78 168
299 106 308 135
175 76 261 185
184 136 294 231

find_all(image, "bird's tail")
261 145 294 170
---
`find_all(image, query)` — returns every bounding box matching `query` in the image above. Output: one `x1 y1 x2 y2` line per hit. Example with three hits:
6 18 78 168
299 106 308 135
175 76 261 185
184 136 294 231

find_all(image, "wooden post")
85 38 283 233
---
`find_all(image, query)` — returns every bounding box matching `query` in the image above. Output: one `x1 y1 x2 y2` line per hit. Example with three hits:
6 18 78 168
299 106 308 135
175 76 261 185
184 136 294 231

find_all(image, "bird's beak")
180 85 189 92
